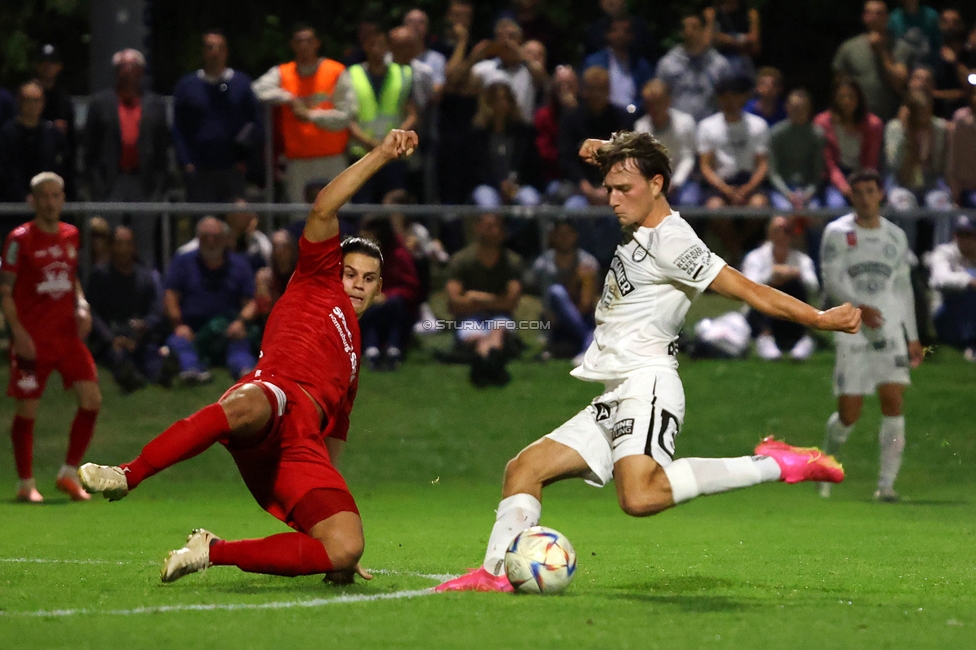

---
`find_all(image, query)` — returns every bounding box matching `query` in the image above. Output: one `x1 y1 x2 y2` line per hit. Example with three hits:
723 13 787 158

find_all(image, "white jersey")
820 214 918 348
572 212 727 381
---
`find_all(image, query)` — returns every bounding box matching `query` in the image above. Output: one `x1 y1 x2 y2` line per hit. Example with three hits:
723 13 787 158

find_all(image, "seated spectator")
884 89 951 246
656 10 733 122
176 200 271 273
582 17 654 114
742 216 820 360
698 75 770 262
534 65 578 188
164 216 259 383
947 84 976 208
557 66 634 266
86 226 168 393
254 229 297 320
745 66 786 126
0 80 70 202
584 0 657 64
89 216 112 267
706 0 761 80
445 213 524 387
172 29 262 203
527 219 599 363
634 79 700 206
471 81 542 208
932 7 975 119
768 89 826 212
814 79 884 209
470 18 546 123
928 215 976 361
358 216 421 371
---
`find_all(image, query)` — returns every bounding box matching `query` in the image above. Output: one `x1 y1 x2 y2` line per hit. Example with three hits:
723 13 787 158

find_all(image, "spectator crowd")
3 0 976 391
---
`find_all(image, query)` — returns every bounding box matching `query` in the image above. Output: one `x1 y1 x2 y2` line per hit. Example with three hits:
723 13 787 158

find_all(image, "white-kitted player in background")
436 131 862 593
819 168 924 502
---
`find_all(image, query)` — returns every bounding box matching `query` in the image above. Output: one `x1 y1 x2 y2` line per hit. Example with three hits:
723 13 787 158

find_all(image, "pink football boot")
755 436 845 484
434 567 514 593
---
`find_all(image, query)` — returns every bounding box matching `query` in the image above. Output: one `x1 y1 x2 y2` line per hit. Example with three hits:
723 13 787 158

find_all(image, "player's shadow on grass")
604 575 756 613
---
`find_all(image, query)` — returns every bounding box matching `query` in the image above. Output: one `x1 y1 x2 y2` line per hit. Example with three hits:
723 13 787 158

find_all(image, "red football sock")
65 408 98 467
121 403 231 490
209 533 334 576
11 416 35 480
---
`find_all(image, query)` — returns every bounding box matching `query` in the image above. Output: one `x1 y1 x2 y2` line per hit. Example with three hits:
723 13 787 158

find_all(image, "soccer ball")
504 526 577 595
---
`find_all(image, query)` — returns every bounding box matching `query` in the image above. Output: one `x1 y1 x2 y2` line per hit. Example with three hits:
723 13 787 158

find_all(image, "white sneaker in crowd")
755 334 782 360
789 335 816 360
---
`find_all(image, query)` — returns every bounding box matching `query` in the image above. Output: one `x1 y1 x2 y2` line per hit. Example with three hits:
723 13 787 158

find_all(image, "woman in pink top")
813 79 884 208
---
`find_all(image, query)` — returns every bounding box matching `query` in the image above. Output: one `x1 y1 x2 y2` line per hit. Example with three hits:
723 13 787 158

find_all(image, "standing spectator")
471 81 542 209
432 0 476 59
888 0 940 65
745 66 786 126
768 89 826 212
173 30 262 203
928 215 976 361
342 12 383 67
833 0 911 122
176 200 271 273
389 25 437 202
84 49 169 266
742 216 820 361
558 67 634 266
698 75 770 261
86 226 167 393
634 79 700 206
347 31 418 203
1 173 100 503
446 213 524 387
521 39 550 111
932 7 976 119
164 216 258 383
534 65 578 188
252 25 355 205
584 0 657 64
582 17 654 114
706 0 761 80
656 11 733 122
947 85 976 208
358 216 420 371
502 0 566 69
528 219 599 364
33 44 76 199
0 81 70 202
814 79 884 209
404 8 447 98
254 229 297 320
0 85 14 129
884 90 951 247
437 15 481 207
471 18 547 123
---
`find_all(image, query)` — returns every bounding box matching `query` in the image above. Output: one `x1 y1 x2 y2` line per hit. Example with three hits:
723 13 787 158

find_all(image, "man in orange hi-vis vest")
253 23 358 207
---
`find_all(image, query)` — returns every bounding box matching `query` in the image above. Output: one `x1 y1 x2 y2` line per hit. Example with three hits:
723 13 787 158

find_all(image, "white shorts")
455 316 515 342
833 340 911 396
546 369 686 487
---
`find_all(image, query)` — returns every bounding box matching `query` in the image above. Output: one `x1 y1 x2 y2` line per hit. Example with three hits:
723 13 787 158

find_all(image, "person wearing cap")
928 215 976 361
84 49 170 266
33 43 76 196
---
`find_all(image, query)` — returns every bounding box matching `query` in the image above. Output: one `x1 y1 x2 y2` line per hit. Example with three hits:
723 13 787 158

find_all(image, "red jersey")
256 234 359 434
2 221 80 343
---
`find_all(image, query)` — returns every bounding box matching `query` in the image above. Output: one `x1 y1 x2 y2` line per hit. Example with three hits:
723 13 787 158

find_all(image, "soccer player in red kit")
1 172 100 503
79 129 420 584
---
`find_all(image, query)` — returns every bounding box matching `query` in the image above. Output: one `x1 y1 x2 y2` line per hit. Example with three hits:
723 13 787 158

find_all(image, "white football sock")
878 416 905 490
663 456 781 505
482 493 541 576
823 412 854 457
58 464 77 480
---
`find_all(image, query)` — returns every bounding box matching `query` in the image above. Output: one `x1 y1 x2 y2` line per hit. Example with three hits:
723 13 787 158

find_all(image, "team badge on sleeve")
673 244 711 280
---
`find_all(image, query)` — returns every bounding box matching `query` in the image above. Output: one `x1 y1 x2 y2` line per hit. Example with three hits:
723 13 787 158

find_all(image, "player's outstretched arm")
303 130 419 243
708 266 862 334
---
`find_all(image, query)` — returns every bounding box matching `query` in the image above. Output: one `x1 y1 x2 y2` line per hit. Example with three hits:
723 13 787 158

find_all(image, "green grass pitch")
0 346 973 649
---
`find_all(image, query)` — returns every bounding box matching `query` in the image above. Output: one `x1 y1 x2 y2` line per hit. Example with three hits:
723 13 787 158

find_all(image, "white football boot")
161 528 221 583
77 463 129 501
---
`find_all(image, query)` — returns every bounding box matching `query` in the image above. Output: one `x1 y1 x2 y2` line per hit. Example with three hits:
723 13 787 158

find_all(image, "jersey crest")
36 262 73 299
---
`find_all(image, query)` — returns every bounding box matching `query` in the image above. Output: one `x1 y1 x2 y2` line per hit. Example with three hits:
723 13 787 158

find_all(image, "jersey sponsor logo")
673 244 710 280
846 231 857 247
5 241 18 266
36 262 72 299
48 245 63 259
611 418 634 441
16 374 39 394
329 306 358 382
847 262 893 278
592 400 618 422
609 255 635 295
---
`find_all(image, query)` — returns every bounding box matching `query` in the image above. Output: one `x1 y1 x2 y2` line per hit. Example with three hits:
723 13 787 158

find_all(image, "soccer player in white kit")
818 169 924 503
436 132 863 592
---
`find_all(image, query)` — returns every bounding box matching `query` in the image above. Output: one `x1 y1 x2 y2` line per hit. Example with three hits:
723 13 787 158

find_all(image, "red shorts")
220 371 358 534
7 337 98 400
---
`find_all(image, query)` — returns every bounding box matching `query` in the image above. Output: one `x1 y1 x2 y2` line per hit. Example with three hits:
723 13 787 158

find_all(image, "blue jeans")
360 295 411 352
472 184 541 208
166 317 257 379
934 289 976 348
670 180 703 206
770 187 823 211
824 185 850 210
547 284 593 354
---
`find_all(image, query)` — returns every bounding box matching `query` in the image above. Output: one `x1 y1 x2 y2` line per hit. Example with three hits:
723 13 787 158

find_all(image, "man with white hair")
84 48 170 266
1 172 101 503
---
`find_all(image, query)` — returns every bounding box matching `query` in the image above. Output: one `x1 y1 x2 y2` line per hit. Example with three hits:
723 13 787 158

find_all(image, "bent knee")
618 492 671 518
321 535 364 571
219 384 272 430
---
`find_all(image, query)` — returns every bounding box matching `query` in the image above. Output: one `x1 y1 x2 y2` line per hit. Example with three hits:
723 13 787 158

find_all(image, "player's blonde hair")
29 172 65 192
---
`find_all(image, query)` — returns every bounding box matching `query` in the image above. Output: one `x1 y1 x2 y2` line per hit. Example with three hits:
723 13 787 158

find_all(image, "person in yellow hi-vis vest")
253 24 357 207
347 30 418 203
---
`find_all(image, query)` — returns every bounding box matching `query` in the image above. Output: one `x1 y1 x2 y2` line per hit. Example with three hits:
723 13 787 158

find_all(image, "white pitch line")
0 558 132 565
0 588 437 618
